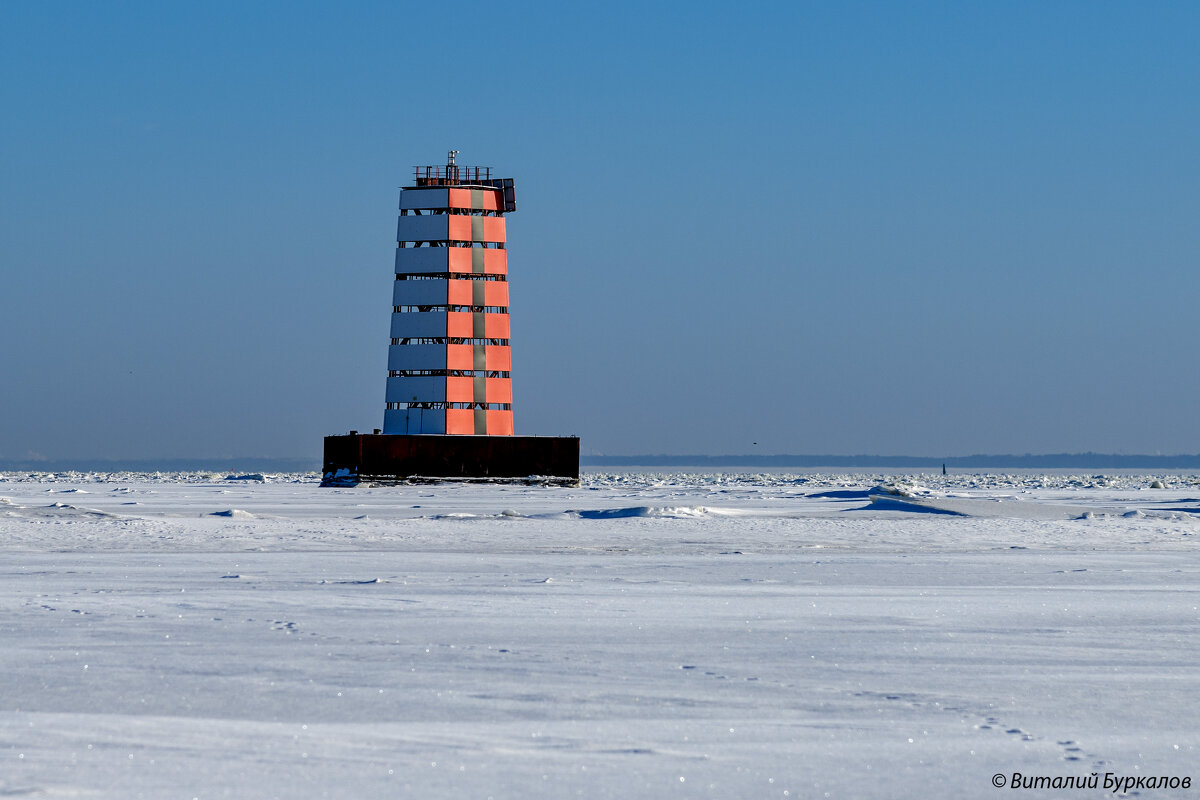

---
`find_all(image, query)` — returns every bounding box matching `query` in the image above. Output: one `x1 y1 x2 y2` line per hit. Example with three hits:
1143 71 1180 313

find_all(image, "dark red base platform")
321 433 580 486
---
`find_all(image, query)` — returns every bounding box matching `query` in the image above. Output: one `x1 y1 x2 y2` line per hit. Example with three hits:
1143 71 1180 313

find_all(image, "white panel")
386 376 446 403
397 216 449 242
388 344 445 371
383 408 446 434
395 248 450 274
399 188 449 210
393 279 449 306
390 311 447 339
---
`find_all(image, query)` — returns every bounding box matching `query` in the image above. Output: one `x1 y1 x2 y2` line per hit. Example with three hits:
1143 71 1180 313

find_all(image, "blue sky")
3 1 1199 460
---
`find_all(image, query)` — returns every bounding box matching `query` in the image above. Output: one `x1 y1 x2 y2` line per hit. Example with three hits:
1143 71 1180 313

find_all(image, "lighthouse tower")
321 152 579 485
384 151 515 436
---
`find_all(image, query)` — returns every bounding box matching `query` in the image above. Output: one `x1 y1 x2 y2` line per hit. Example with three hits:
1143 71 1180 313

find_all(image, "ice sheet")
1 471 1198 797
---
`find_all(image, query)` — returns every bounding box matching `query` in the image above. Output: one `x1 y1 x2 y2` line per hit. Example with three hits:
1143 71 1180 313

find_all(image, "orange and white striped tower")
383 151 518 436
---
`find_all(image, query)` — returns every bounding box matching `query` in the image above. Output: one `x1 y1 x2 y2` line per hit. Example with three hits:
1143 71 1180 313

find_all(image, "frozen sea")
1 468 1198 798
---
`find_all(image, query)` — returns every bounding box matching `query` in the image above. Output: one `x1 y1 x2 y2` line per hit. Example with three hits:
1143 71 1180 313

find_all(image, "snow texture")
1 469 1198 798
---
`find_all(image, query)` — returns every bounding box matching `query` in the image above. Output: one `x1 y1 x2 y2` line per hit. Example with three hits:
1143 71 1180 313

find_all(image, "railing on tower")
412 165 494 186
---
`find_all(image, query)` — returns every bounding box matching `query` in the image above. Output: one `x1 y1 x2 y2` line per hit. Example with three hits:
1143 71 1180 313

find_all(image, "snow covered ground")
1 469 1198 798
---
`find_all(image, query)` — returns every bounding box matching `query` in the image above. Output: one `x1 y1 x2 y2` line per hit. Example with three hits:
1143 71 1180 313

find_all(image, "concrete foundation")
322 433 580 486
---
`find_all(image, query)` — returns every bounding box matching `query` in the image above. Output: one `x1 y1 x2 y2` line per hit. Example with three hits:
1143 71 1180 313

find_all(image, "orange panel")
447 187 501 211
444 216 505 243
447 216 473 241
484 281 509 307
483 217 506 242
487 378 513 404
447 279 474 305
484 313 510 339
485 249 507 275
447 312 474 337
446 249 471 273
446 343 474 370
445 278 505 307
445 409 474 435
486 345 511 371
445 248 508 275
445 376 474 403
486 410 514 435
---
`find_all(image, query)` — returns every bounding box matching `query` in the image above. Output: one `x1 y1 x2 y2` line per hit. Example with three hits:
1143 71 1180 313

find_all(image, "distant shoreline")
3 453 1200 472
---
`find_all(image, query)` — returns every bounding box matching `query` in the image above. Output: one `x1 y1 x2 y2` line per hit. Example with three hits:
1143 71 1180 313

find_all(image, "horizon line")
3 452 1200 471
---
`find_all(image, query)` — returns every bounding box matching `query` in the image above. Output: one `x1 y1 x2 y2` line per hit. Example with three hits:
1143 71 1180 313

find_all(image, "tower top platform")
406 153 516 211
